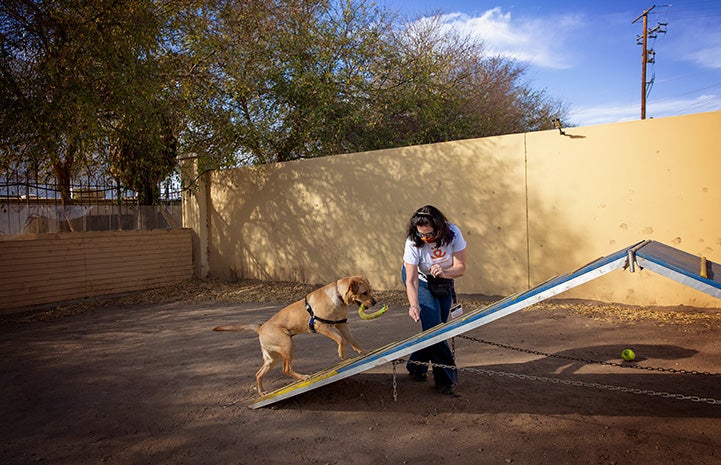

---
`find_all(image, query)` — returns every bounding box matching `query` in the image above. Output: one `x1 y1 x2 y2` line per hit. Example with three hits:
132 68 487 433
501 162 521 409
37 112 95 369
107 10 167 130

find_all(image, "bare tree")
365 14 567 147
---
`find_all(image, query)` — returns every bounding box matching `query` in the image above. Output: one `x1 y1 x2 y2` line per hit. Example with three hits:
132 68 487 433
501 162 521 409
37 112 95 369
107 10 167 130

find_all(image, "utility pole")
633 5 667 120
632 5 655 120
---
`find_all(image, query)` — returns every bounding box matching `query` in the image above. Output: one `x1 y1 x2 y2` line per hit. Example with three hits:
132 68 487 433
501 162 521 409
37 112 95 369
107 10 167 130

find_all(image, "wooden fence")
0 229 193 312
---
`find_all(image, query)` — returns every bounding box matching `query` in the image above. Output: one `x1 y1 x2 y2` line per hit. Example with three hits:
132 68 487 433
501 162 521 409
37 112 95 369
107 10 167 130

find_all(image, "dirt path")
1 280 720 465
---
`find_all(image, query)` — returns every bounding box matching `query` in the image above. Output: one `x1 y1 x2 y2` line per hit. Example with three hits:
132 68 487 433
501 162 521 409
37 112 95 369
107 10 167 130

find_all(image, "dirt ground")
2 278 721 465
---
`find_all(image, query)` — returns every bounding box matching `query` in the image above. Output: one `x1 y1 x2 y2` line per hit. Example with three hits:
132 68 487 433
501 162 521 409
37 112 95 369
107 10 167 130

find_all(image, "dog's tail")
212 324 261 333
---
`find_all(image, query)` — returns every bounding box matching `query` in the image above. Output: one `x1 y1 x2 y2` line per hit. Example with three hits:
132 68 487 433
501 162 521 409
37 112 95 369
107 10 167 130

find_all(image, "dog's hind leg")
260 331 308 382
256 348 280 395
276 343 308 382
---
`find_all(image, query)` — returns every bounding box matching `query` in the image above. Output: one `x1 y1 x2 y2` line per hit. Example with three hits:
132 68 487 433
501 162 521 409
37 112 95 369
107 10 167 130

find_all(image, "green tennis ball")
621 348 636 361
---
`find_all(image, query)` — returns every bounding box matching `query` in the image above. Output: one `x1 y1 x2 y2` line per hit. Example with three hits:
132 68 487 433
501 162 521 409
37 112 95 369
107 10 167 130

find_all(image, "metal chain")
457 335 718 376
392 360 399 401
400 344 721 405
401 359 721 405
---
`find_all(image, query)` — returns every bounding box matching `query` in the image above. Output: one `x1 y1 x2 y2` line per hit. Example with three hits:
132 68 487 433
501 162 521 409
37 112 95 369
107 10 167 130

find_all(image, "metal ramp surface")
249 240 720 408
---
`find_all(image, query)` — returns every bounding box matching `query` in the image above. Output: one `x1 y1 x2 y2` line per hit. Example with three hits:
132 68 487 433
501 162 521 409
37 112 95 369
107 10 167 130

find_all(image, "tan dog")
213 276 377 395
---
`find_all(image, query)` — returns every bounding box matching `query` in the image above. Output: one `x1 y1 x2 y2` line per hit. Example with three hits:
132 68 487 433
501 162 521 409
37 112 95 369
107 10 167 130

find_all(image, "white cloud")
650 94 721 116
569 102 639 127
434 8 583 69
569 94 721 127
688 43 721 70
660 18 721 70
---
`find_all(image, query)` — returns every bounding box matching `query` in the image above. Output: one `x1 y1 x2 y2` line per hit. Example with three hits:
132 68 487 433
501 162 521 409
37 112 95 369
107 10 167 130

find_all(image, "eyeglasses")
417 231 435 239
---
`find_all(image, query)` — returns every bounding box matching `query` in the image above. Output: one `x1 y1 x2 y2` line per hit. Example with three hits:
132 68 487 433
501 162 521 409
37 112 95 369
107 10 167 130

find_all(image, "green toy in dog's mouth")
358 303 388 320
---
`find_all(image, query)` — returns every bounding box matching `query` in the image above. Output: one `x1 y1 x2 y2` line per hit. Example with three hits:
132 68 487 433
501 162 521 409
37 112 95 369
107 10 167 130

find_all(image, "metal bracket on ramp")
249 240 720 409
632 241 720 299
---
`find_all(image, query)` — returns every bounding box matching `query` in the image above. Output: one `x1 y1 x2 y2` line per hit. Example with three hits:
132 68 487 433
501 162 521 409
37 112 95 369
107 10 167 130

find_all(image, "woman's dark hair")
406 205 454 247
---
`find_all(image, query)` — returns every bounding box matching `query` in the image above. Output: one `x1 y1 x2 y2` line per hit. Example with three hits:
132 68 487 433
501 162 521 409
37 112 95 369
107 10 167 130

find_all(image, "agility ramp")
249 240 720 409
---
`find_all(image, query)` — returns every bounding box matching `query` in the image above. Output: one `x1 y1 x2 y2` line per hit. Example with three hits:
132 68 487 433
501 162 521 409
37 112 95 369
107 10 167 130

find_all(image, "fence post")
180 157 209 279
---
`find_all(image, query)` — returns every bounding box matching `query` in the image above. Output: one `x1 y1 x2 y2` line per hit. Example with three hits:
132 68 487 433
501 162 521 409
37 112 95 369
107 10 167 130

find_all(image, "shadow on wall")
205 136 586 294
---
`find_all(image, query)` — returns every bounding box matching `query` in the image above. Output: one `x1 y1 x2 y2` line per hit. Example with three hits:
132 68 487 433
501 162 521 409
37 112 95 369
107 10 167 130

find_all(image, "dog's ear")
349 278 360 295
353 276 371 293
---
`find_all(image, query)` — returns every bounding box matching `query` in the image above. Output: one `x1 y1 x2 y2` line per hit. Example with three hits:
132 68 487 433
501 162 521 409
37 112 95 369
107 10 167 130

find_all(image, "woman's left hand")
408 305 421 322
429 264 443 277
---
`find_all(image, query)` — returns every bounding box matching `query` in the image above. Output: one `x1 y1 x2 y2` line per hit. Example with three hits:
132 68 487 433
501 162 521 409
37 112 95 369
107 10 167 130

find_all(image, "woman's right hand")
408 305 420 322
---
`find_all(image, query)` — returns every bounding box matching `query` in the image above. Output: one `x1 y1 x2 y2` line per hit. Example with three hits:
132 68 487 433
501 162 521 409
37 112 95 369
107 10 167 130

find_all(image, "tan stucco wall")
185 111 721 307
526 112 721 306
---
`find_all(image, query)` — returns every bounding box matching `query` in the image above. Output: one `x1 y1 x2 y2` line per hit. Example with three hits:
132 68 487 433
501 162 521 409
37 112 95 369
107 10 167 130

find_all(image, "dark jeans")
402 266 458 386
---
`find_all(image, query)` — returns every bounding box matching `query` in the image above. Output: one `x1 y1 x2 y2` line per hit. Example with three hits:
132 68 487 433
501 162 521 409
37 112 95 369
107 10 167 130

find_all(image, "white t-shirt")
403 223 466 282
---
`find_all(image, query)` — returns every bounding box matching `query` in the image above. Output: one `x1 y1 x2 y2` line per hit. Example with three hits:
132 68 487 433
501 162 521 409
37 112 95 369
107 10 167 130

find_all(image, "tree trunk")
52 145 76 231
52 159 73 208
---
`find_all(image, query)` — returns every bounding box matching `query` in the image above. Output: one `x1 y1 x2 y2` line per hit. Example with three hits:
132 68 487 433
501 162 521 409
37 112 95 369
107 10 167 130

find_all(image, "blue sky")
380 0 721 127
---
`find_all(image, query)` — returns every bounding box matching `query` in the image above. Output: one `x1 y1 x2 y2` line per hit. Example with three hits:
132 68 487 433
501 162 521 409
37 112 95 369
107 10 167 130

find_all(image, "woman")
402 205 467 396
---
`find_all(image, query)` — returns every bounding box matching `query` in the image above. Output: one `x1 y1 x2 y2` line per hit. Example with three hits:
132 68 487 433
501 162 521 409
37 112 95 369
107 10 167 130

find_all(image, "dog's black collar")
305 296 347 333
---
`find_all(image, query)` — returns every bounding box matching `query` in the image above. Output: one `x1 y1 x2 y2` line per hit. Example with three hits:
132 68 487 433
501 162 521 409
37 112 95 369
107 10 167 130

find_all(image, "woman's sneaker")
436 385 460 397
